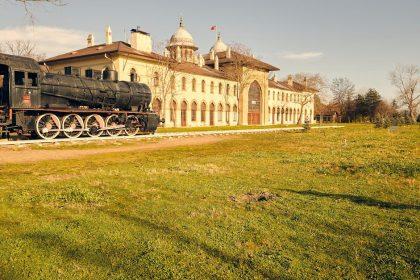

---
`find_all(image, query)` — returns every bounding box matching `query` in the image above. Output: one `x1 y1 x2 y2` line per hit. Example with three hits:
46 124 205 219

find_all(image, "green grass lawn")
0 125 418 279
156 123 303 133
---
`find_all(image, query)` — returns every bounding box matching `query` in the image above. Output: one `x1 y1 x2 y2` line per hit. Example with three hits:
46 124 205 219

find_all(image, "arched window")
218 103 223 122
286 93 289 102
226 84 230 95
182 77 186 91
277 92 279 101
218 82 222 94
191 101 197 122
130 68 137 82
170 100 177 123
282 92 284 101
192 78 196 92
152 98 162 116
285 108 288 121
277 107 280 121
201 80 206 93
153 72 159 87
233 85 237 96
170 75 175 91
233 105 238 121
226 104 231 124
201 102 206 122
210 81 214 94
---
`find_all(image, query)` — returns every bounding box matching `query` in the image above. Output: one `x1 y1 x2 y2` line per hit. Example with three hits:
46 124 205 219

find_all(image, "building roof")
268 78 318 93
42 41 166 64
173 62 233 80
204 50 279 72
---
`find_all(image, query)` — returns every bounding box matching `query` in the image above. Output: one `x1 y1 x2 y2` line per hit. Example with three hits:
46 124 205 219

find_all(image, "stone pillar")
175 107 181 127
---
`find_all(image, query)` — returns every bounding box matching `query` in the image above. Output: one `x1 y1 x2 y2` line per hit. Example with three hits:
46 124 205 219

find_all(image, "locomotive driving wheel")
85 114 105 138
105 114 122 137
35 113 61 140
124 115 140 136
62 114 84 138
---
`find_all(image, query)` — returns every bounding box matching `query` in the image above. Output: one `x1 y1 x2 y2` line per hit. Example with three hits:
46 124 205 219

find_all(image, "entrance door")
181 101 187 127
248 81 261 125
210 103 215 126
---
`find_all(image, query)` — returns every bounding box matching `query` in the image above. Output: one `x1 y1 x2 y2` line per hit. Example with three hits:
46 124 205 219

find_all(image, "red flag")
210 26 217 31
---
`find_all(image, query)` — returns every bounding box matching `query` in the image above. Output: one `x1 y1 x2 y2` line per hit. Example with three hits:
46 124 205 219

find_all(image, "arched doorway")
181 101 187 127
248 81 261 125
191 101 197 122
210 103 215 126
201 102 206 123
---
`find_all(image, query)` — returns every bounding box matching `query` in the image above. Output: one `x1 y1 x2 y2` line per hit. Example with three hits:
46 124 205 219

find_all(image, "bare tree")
0 40 46 61
11 0 65 22
222 43 257 123
330 77 355 120
292 73 328 124
390 64 419 122
145 41 185 126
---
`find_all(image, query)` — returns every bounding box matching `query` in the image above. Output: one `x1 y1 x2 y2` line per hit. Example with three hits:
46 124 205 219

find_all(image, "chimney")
287 75 293 86
214 55 219 70
87 34 95 47
130 27 152 53
226 46 231 59
105 26 112 45
304 77 308 89
198 54 204 67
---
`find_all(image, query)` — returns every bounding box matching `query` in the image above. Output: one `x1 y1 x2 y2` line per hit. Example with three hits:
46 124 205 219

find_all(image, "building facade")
43 19 316 128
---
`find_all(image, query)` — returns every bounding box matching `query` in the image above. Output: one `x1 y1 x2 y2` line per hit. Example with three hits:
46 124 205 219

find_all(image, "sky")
0 0 419 100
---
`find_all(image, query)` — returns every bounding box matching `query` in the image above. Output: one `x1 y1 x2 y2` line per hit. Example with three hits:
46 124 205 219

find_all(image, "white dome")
210 33 228 53
168 18 197 49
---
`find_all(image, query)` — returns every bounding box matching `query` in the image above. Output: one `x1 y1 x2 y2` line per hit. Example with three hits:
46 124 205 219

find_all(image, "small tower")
106 26 112 45
87 34 95 47
214 55 219 70
166 17 198 63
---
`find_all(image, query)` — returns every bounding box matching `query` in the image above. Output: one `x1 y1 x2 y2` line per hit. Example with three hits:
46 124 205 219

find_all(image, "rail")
0 125 344 146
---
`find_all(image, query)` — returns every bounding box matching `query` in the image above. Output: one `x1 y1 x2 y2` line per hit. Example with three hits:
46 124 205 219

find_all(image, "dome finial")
217 32 221 40
179 16 184 27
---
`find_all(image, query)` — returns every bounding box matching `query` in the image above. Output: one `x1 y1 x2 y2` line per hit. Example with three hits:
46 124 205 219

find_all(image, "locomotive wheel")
124 115 140 136
105 114 122 137
35 113 61 140
62 114 84 139
85 114 105 138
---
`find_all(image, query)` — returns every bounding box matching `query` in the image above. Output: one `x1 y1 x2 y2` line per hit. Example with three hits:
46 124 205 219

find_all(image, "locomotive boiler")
0 53 162 140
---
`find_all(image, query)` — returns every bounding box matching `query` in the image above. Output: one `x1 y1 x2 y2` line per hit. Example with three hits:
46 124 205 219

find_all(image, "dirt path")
0 135 231 165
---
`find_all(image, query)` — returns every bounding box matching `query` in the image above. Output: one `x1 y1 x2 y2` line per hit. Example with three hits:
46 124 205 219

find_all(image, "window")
201 102 206 122
282 92 284 102
277 92 279 101
191 102 197 122
192 78 196 92
130 68 137 82
226 84 230 95
218 82 222 94
14 71 25 86
233 105 238 121
154 72 159 87
170 75 175 91
218 104 223 122
182 77 186 91
201 80 206 93
28 73 38 87
210 81 214 94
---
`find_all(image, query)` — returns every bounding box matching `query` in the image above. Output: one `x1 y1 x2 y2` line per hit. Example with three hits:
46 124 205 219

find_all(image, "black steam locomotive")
0 53 162 140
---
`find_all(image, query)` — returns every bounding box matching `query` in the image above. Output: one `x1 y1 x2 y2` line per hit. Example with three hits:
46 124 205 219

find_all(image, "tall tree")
12 0 65 21
330 77 355 121
364 88 382 119
390 64 419 122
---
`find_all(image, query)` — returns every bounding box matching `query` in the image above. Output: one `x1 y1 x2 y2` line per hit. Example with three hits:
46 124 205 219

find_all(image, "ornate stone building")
43 19 316 127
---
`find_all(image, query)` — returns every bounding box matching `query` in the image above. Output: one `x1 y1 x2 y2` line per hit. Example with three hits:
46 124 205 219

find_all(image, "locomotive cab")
0 63 10 124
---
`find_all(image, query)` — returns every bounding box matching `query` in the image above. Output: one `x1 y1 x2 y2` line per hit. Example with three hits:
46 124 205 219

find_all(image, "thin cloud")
0 25 87 57
281 52 324 60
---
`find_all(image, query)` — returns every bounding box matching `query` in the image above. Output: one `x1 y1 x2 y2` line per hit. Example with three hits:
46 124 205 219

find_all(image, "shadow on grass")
103 210 281 279
284 189 420 210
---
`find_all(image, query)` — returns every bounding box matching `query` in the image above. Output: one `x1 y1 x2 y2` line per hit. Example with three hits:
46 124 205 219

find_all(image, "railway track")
0 125 344 146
